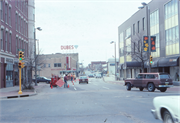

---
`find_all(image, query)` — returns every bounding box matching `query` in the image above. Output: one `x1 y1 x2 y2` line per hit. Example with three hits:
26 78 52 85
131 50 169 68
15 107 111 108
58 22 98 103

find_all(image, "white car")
151 96 180 123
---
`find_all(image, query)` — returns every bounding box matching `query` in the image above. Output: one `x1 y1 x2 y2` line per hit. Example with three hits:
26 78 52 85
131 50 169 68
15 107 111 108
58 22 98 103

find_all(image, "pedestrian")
71 74 73 82
64 74 68 88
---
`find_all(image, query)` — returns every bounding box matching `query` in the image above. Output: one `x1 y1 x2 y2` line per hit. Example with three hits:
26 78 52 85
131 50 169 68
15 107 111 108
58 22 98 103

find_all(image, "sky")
35 0 151 67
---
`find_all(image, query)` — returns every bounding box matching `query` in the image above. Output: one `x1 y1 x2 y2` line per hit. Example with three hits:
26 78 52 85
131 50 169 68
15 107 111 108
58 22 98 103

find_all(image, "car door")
134 74 143 87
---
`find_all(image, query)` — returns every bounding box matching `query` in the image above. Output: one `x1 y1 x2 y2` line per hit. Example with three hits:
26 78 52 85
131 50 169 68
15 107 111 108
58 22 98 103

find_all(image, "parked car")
88 74 94 78
79 76 88 84
124 72 173 92
96 74 101 78
33 76 51 84
151 96 180 123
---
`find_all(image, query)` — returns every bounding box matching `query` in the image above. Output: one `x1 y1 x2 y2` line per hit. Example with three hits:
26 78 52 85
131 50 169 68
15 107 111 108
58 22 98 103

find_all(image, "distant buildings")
36 53 79 78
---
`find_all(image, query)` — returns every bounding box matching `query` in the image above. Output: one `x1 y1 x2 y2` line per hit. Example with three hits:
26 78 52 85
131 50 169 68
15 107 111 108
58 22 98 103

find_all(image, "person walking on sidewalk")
64 74 68 88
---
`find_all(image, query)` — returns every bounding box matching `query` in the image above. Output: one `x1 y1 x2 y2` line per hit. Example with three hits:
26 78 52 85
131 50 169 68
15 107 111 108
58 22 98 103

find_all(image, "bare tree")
23 48 46 90
125 31 150 72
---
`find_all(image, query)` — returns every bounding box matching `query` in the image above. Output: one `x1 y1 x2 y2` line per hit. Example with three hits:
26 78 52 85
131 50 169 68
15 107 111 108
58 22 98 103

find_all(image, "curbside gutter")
0 90 37 99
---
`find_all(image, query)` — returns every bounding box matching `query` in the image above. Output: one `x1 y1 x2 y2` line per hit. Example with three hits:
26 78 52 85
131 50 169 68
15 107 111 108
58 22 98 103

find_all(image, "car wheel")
147 83 155 92
160 87 167 92
139 87 144 91
126 83 131 91
163 110 174 123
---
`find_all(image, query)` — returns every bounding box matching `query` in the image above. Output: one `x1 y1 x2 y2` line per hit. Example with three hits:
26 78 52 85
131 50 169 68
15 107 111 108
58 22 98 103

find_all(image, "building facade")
107 58 118 75
118 0 180 80
36 53 79 78
0 0 34 88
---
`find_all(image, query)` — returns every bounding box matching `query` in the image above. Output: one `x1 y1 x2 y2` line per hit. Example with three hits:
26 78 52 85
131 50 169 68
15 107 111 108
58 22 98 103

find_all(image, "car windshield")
80 76 87 79
159 75 170 79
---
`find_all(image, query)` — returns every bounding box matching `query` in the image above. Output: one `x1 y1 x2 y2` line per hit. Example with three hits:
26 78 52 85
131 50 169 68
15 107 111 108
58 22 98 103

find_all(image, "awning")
158 56 179 67
124 62 142 69
144 58 160 68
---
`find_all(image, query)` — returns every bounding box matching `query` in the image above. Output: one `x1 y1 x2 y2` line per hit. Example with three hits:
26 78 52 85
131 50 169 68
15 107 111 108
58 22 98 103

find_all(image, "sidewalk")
0 83 47 99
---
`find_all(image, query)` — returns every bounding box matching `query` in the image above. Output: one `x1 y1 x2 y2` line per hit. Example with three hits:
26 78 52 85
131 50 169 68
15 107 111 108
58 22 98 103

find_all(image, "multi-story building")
0 0 34 88
36 53 79 78
118 0 180 80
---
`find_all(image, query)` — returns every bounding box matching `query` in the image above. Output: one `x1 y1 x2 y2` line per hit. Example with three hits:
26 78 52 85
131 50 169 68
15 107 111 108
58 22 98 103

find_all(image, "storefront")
5 58 14 87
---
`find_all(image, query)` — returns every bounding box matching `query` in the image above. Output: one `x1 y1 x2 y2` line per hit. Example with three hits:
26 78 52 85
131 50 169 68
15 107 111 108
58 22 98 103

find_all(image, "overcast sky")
35 0 151 66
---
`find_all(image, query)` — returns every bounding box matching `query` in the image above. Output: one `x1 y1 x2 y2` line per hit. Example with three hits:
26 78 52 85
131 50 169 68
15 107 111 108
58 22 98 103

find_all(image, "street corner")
0 90 37 99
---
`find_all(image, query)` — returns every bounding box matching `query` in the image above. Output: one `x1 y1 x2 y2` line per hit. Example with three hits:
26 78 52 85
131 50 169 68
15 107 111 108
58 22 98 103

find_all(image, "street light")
138 2 151 72
110 41 117 80
34 27 42 86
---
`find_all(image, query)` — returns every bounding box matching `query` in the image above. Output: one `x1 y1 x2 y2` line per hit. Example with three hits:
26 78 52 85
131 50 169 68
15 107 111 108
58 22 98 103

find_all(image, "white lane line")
72 83 77 91
103 87 109 90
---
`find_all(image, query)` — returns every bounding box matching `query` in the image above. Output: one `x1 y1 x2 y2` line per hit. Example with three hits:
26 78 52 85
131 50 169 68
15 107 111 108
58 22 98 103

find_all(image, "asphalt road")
0 74 180 123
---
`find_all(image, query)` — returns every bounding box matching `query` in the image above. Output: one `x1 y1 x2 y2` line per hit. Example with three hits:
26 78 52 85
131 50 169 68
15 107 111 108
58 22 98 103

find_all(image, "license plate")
165 82 169 85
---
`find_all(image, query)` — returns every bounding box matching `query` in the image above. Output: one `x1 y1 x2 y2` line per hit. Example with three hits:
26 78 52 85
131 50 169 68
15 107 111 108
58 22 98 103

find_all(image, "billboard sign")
61 45 78 50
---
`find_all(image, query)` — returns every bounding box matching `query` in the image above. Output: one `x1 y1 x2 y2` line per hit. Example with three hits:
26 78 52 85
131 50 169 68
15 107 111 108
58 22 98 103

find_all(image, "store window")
6 64 13 81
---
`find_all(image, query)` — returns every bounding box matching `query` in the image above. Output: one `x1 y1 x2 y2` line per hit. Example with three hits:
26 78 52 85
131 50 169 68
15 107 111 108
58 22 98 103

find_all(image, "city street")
0 74 180 123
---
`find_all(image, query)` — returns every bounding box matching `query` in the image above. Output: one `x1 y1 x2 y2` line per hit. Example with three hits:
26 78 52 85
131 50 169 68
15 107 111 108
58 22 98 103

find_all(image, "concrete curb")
0 90 37 99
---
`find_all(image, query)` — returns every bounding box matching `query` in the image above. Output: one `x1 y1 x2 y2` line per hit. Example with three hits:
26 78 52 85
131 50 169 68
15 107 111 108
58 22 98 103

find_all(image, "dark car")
79 76 88 84
33 76 51 84
88 74 94 78
124 72 173 92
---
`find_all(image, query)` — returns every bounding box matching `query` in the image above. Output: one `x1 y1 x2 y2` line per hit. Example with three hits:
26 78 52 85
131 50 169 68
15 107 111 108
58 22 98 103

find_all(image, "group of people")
63 73 76 88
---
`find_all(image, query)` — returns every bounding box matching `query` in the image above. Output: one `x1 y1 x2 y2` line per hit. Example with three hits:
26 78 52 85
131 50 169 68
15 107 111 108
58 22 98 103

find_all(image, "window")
1 29 3 50
19 16 20 32
0 0 3 20
159 74 170 79
142 18 145 30
137 21 139 33
54 63 57 67
58 63 61 67
9 33 11 52
48 64 50 67
137 74 143 79
133 24 135 35
54 63 61 67
15 14 17 30
9 7 11 25
19 39 21 49
16 38 18 54
147 74 155 79
5 3 7 23
21 18 23 33
44 64 46 68
5 31 7 51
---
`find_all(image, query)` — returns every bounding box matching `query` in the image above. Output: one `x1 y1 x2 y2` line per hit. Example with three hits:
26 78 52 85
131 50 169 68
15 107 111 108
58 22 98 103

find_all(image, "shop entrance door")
6 63 13 87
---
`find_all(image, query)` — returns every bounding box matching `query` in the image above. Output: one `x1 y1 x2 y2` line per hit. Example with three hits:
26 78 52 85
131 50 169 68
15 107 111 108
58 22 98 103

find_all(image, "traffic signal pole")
18 51 25 94
18 68 22 94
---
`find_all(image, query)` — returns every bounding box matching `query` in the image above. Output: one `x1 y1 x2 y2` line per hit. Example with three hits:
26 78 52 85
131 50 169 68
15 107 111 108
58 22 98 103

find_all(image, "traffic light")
19 51 24 61
150 55 153 65
21 62 25 68
18 62 22 68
